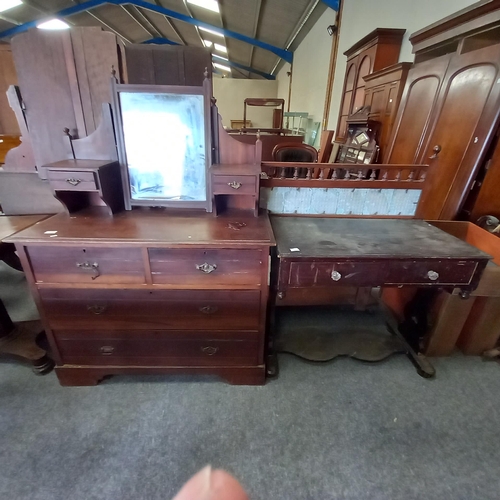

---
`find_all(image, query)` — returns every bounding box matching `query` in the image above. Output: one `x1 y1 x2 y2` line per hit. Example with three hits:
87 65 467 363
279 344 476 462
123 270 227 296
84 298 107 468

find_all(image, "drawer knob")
87 304 107 315
66 178 82 186
76 261 101 280
99 345 114 355
331 270 342 281
201 346 219 356
227 181 242 190
199 305 218 314
427 270 439 281
196 262 217 274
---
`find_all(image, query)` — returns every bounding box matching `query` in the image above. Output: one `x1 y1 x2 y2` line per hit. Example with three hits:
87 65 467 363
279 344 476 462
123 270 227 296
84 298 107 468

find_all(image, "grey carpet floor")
1 264 500 499
2 354 500 500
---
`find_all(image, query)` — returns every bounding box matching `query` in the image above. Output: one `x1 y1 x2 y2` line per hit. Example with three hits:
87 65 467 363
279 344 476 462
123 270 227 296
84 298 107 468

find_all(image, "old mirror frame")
112 80 212 211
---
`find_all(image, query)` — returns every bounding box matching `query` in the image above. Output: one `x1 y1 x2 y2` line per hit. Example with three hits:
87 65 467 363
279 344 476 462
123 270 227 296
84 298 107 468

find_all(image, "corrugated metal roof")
0 0 330 78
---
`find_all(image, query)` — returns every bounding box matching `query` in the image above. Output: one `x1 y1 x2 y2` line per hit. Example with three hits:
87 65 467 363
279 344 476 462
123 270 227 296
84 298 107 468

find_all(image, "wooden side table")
0 215 54 374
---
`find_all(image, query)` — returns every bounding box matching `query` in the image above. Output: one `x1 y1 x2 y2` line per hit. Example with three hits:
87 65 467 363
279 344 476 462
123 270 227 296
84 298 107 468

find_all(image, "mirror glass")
119 91 207 202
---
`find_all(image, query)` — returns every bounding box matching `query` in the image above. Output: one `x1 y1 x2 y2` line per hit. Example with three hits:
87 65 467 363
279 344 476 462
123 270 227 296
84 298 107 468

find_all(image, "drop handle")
66 178 82 186
199 305 218 314
99 346 115 355
87 304 107 315
429 145 442 159
76 261 100 280
201 346 219 356
196 262 217 274
227 181 242 189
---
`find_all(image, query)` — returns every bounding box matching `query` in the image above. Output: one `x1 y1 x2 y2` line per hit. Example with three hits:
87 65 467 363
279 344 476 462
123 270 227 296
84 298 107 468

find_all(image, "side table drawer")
39 288 261 331
381 260 477 285
47 170 97 191
27 246 146 284
212 175 257 195
149 248 262 286
285 259 478 288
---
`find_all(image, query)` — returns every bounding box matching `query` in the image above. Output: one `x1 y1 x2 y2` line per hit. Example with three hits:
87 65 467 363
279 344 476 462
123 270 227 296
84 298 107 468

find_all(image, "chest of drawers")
6 210 275 386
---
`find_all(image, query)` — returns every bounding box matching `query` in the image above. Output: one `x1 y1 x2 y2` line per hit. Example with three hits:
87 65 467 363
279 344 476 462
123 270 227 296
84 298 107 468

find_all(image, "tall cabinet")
335 28 405 142
385 1 500 220
363 62 412 162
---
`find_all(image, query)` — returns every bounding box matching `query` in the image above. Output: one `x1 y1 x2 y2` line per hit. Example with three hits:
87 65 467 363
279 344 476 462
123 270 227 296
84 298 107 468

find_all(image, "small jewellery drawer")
55 331 261 366
212 175 257 195
285 259 478 288
47 170 97 191
39 288 261 331
149 248 262 286
27 246 146 284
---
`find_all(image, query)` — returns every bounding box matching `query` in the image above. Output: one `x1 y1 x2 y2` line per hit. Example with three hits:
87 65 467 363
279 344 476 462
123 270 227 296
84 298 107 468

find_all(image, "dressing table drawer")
39 288 261 331
27 246 145 284
47 170 97 191
212 175 257 195
55 332 260 366
149 248 262 286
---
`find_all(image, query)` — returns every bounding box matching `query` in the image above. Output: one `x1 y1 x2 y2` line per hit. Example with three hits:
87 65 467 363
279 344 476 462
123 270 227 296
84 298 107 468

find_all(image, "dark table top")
271 217 492 260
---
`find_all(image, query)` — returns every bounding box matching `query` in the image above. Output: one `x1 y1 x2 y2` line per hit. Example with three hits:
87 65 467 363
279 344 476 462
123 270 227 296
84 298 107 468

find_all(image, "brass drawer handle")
76 261 100 280
331 270 342 281
87 305 107 315
196 262 217 274
66 178 82 186
427 270 439 281
227 181 242 189
99 345 115 355
201 346 219 356
199 305 218 314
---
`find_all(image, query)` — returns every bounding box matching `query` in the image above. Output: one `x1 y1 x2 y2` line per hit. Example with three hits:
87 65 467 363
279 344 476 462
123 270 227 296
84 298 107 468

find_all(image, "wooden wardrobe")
385 0 500 220
335 28 405 143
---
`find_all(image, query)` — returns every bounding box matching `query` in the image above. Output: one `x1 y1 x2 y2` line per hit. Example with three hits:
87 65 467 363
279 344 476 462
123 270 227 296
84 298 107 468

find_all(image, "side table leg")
381 301 435 378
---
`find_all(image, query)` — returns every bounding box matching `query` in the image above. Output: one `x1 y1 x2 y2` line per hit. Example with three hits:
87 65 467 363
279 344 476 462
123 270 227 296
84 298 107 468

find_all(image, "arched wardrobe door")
336 62 357 142
416 41 500 219
384 54 450 165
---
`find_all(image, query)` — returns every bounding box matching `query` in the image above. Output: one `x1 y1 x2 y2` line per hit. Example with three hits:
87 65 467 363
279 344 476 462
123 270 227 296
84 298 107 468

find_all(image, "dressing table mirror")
112 80 212 212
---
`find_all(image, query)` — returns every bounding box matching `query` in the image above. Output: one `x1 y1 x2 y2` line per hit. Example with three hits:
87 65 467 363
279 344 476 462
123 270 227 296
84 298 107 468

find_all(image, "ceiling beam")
181 0 206 48
322 0 340 10
120 5 154 37
72 0 131 44
153 0 186 45
0 0 293 63
212 54 274 80
248 0 263 79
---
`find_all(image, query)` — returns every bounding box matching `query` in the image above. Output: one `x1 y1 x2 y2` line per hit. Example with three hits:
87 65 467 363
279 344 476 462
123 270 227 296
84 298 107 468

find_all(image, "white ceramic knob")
427 270 439 281
331 270 342 281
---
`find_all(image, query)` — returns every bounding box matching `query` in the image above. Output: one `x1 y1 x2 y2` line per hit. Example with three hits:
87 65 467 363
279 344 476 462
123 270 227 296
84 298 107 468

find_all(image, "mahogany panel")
39 288 261 331
149 248 262 286
27 246 145 284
